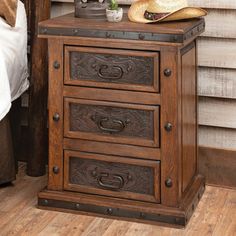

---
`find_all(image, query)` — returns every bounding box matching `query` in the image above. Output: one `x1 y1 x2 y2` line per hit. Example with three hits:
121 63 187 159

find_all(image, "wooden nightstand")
38 14 205 227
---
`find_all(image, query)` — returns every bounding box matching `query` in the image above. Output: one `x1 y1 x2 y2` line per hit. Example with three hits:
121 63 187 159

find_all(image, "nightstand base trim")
38 175 205 227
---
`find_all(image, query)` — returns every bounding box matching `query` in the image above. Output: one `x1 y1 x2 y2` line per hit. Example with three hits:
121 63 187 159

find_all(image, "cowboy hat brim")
128 0 207 23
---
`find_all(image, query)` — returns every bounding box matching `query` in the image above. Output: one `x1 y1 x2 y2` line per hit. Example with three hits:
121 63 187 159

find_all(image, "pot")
106 7 123 22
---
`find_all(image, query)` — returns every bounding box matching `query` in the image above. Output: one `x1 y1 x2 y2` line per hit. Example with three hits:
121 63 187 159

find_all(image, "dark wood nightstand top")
38 13 205 44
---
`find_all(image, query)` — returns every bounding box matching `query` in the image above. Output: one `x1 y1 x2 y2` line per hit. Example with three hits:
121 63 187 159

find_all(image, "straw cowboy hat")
128 0 207 23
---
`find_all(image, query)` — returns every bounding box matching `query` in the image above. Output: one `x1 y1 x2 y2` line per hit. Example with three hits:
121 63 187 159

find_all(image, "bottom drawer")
64 150 160 203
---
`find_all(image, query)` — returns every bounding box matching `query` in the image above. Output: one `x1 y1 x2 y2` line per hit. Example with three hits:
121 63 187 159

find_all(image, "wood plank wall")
51 0 74 18
50 0 236 188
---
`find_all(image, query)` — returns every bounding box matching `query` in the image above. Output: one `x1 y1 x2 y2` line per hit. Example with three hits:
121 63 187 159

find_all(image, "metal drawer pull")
98 117 126 133
98 65 124 80
97 173 124 190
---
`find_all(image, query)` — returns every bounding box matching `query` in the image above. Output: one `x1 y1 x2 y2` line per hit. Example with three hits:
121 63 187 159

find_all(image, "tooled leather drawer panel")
64 46 159 92
64 150 160 203
64 98 160 147
70 104 153 138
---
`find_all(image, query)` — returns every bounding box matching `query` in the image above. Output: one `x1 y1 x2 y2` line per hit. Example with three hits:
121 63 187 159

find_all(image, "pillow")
0 0 18 27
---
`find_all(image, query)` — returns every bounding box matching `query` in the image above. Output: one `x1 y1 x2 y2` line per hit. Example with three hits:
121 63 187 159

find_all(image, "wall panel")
199 97 236 129
198 38 236 69
188 0 236 10
198 67 236 99
199 126 236 149
202 9 236 38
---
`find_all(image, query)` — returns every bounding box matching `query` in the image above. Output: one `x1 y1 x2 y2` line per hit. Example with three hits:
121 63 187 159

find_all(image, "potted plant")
106 0 123 22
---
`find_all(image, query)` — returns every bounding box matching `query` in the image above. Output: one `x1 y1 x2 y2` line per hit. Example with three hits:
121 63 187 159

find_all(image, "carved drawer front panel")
64 150 161 203
64 46 159 92
64 98 160 147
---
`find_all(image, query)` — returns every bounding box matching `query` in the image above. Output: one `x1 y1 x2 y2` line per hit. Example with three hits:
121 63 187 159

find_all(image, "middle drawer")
64 98 160 148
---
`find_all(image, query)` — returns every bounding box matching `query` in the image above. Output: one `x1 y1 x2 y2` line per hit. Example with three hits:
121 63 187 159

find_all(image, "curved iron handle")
98 65 124 80
98 117 126 133
97 173 124 190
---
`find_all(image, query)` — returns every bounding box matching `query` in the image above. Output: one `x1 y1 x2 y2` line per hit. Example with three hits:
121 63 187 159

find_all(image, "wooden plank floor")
0 163 235 236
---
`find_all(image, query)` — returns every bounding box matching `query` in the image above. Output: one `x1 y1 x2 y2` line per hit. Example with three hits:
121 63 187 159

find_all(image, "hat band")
144 11 170 20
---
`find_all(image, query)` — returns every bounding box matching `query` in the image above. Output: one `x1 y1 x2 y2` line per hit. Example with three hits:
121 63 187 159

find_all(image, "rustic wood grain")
27 0 50 176
160 47 179 207
199 126 236 149
38 14 204 36
47 39 64 190
181 45 197 193
188 0 236 9
63 86 161 105
199 97 236 129
198 37 236 69
199 146 236 188
63 138 161 161
210 188 236 235
198 67 236 99
202 9 236 39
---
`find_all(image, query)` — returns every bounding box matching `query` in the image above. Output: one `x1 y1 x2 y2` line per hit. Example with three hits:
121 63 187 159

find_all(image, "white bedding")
0 0 29 121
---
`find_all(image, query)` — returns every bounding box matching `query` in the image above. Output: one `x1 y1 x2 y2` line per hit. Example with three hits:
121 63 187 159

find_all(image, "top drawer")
64 46 159 93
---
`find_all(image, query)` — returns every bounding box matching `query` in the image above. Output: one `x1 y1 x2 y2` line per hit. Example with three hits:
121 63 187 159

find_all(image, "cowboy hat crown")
128 0 207 23
147 0 188 13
